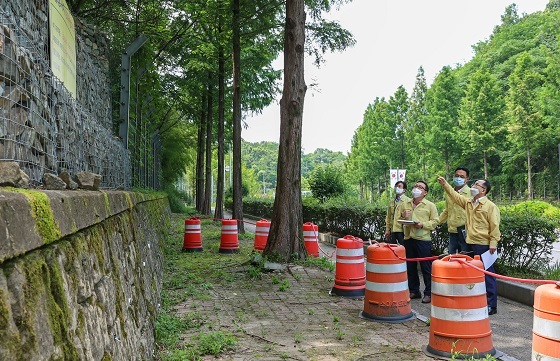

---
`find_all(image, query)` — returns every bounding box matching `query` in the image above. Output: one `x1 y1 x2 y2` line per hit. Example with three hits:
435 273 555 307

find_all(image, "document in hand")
481 250 498 270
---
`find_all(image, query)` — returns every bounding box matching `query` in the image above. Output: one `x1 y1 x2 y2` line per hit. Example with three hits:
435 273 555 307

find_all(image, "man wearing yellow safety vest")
438 167 472 254
396 180 439 304
436 175 500 316
384 181 410 244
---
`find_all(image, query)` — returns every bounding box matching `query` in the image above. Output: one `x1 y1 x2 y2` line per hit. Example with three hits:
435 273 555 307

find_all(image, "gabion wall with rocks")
0 0 131 188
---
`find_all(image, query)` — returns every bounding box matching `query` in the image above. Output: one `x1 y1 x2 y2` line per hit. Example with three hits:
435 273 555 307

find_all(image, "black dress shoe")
488 307 497 315
410 291 422 299
421 295 431 304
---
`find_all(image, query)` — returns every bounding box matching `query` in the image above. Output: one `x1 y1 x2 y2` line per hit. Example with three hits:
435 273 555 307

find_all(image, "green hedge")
238 197 560 275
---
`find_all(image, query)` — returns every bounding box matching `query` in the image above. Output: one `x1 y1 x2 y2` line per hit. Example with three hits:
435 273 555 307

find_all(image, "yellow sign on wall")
49 0 76 98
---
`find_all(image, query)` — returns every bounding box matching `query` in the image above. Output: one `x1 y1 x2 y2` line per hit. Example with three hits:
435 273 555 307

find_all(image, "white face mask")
470 187 479 197
412 187 423 198
395 187 404 195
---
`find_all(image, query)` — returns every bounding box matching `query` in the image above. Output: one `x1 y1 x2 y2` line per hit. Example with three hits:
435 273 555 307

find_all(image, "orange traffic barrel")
532 283 560 360
182 217 203 252
253 219 270 252
425 254 495 358
360 243 413 323
302 222 319 257
219 219 239 253
330 235 366 297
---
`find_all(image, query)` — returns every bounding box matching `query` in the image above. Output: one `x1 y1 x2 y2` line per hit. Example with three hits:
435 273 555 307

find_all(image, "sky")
242 0 550 155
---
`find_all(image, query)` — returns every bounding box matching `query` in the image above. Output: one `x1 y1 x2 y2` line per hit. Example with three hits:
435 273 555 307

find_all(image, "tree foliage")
348 2 560 201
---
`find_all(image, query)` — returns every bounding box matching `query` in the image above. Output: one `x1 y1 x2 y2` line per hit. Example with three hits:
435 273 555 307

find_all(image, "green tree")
424 66 463 178
506 52 544 199
308 165 346 201
388 85 410 169
459 67 505 178
409 66 429 179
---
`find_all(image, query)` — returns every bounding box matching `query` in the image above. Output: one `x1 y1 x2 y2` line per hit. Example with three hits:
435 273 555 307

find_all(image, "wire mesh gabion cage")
0 7 131 189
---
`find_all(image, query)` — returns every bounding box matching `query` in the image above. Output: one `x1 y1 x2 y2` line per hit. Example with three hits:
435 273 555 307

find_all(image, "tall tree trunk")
445 145 450 180
202 75 213 215
359 180 363 200
401 137 405 169
527 145 532 200
195 94 207 212
232 0 245 233
422 148 427 180
483 151 488 179
214 20 225 221
264 0 306 261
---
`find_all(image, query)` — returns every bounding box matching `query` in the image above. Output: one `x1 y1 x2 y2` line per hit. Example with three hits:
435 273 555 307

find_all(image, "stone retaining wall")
0 189 169 360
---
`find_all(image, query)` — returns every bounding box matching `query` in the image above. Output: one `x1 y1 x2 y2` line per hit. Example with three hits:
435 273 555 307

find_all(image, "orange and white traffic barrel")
302 222 319 257
182 217 203 252
219 219 239 253
360 243 413 322
253 219 270 252
425 254 496 358
330 235 365 297
532 283 560 360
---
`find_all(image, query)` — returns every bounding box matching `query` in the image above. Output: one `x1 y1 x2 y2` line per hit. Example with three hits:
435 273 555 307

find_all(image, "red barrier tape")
453 258 558 285
383 243 440 262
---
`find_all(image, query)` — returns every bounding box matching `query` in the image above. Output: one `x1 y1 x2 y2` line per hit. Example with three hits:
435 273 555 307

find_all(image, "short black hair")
417 180 429 193
395 181 407 189
454 167 470 177
481 179 491 194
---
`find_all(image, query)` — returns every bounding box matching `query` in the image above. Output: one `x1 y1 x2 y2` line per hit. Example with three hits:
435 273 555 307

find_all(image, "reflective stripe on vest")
366 280 408 293
431 305 488 321
366 262 406 274
533 315 560 341
432 281 486 296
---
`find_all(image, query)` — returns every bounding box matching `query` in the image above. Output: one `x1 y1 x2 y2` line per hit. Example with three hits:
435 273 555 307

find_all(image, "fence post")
119 35 148 149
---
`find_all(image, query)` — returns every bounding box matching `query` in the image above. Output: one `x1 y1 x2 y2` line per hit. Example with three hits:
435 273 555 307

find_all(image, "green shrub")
505 201 560 225
497 211 557 272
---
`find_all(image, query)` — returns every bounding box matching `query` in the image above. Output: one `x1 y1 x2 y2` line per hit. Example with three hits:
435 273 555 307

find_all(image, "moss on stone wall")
0 194 169 360
21 252 79 359
4 188 62 244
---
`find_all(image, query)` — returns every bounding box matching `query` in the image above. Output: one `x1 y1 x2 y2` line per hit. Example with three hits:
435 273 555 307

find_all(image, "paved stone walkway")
191 215 535 360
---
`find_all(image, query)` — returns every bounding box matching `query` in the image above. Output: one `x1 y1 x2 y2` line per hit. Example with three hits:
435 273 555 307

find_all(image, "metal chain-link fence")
0 8 131 189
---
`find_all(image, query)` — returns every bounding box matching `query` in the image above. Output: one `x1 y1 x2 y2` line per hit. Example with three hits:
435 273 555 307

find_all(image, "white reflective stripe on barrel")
336 258 364 264
256 226 270 233
431 305 488 321
303 231 318 238
532 350 560 361
184 231 201 234
366 280 408 292
222 225 238 230
432 281 486 296
533 315 560 340
336 248 363 257
366 262 406 274
185 225 201 230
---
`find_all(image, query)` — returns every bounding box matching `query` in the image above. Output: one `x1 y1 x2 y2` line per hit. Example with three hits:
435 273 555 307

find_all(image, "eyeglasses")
414 184 426 191
474 182 486 190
